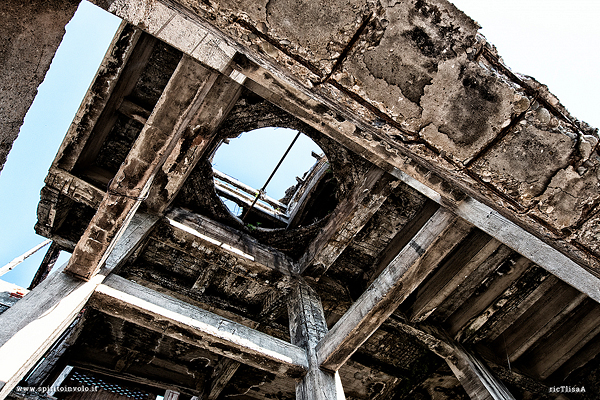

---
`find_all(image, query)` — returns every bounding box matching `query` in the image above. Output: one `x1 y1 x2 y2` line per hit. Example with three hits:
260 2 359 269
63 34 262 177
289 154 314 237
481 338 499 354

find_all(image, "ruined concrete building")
1 0 600 399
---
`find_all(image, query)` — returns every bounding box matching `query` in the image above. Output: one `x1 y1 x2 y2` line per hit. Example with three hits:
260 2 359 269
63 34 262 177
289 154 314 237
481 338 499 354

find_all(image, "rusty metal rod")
242 131 301 222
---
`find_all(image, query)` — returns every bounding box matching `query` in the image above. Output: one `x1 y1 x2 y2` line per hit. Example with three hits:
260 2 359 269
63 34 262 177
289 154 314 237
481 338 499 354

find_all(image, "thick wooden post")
288 280 345 400
397 323 515 400
446 344 516 400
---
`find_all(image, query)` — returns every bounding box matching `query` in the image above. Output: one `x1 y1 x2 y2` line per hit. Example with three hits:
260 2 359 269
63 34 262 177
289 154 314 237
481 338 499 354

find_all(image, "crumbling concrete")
0 0 78 174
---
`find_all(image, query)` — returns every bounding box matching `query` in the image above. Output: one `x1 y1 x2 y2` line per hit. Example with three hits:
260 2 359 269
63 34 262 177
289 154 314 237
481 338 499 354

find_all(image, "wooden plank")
66 56 221 280
551 330 600 381
92 275 308 378
431 244 515 323
28 242 62 290
456 267 550 344
410 233 500 323
472 275 559 344
316 208 459 372
0 213 157 399
166 208 294 277
397 323 515 400
524 299 600 379
500 283 586 363
145 74 243 214
446 255 531 337
201 358 241 400
288 280 345 400
298 166 394 276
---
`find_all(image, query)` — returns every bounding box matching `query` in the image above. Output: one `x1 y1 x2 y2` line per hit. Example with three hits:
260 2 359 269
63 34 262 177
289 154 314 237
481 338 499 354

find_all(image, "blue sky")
0 2 120 287
212 127 322 201
0 0 598 288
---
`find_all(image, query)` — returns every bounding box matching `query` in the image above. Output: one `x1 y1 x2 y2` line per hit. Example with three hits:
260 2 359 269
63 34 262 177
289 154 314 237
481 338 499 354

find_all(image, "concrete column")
288 280 345 400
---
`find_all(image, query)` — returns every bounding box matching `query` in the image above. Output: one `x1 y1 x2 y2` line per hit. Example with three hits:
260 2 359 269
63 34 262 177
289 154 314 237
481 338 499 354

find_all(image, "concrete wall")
0 0 79 174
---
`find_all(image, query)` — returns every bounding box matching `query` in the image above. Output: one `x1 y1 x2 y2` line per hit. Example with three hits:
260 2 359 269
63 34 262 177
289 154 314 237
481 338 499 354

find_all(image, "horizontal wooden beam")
66 56 221 280
145 74 243 214
44 166 106 209
392 168 600 304
166 208 294 277
92 275 309 378
397 323 515 400
298 166 394 276
0 212 157 400
316 208 458 372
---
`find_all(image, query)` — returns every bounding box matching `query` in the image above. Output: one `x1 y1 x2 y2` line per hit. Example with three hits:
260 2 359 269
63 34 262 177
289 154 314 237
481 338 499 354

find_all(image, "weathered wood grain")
93 275 309 378
316 208 458 372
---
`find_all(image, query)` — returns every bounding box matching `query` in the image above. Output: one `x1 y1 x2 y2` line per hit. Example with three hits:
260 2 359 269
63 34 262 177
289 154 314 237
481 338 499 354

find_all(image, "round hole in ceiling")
211 127 338 230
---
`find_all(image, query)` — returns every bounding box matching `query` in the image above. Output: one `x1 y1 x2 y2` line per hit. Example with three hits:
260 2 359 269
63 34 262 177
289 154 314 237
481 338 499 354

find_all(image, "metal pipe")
0 239 52 277
242 131 301 222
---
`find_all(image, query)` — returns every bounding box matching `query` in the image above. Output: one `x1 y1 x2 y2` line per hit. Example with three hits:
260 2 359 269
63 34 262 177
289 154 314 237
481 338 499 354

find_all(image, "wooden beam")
166 208 294 277
242 52 600 307
470 275 559 344
53 23 146 171
523 299 600 380
316 208 459 372
551 330 600 381
44 167 106 209
397 323 515 400
298 165 394 276
288 280 345 400
0 212 157 400
499 281 586 363
92 274 308 378
446 256 531 337
145 74 243 214
430 244 515 323
28 242 62 290
410 233 501 323
446 344 516 400
455 267 549 343
66 56 221 280
392 169 600 304
201 357 240 400
74 32 158 170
